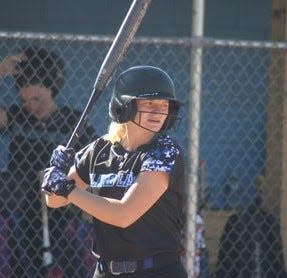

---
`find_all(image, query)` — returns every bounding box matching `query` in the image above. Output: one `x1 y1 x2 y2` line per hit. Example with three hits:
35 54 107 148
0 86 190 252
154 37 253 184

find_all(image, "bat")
42 0 152 197
42 0 152 198
66 0 152 148
39 171 53 267
41 192 53 267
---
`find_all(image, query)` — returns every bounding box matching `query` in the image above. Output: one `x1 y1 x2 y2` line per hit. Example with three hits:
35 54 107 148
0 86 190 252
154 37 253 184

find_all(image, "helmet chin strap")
131 111 167 133
131 120 159 133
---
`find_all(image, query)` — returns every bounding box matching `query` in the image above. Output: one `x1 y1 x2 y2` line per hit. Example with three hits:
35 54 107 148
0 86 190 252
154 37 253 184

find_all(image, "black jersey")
75 133 185 260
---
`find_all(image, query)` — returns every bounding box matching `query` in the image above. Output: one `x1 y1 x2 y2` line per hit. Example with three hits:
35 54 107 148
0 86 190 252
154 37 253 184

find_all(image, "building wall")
0 0 271 39
0 0 190 37
205 0 271 40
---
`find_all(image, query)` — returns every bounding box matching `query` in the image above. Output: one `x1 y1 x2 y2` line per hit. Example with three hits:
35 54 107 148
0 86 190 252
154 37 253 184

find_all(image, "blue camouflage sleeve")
141 136 180 173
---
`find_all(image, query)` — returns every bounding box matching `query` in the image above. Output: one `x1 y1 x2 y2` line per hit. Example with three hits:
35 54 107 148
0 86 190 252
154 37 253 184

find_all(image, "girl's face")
134 99 169 133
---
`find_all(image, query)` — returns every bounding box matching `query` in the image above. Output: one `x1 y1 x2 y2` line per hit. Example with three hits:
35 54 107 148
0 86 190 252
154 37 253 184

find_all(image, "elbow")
117 208 137 228
118 220 132 229
119 220 130 229
120 221 133 229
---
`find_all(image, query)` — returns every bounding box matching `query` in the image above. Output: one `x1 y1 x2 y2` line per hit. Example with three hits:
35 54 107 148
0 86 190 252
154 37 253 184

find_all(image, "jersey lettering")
90 171 136 188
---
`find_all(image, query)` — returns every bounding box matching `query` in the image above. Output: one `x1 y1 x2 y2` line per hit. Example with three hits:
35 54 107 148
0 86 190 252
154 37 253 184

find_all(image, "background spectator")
0 46 96 277
215 187 287 278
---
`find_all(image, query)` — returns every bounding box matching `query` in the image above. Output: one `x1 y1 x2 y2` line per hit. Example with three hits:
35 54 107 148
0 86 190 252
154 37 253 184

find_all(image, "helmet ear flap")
160 100 181 131
128 99 137 122
114 106 126 122
109 99 137 123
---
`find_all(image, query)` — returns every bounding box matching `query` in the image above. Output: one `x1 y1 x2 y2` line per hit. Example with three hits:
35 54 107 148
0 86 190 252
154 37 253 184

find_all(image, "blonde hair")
104 122 126 144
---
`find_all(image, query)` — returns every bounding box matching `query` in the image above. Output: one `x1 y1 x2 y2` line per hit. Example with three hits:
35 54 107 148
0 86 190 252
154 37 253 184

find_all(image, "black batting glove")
50 145 75 174
41 166 76 198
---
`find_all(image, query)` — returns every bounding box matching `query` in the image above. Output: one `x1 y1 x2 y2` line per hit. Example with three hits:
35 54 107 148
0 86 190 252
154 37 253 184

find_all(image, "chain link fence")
0 31 286 277
194 39 287 278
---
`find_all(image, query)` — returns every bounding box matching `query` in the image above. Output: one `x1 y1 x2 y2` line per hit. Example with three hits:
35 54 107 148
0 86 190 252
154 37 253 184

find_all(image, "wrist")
63 180 77 199
66 185 79 202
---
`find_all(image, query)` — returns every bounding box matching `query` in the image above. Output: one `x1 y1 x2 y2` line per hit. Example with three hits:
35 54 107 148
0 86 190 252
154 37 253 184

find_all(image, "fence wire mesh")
0 31 286 277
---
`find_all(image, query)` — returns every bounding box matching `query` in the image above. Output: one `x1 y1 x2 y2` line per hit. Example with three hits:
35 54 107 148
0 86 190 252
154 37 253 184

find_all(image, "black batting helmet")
108 65 182 130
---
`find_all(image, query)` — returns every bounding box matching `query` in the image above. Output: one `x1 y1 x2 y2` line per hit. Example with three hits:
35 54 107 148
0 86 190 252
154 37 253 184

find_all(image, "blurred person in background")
215 181 287 278
0 46 96 277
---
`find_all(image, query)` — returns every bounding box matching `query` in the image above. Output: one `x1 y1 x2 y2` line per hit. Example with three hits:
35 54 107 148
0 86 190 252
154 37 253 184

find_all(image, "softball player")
42 65 188 277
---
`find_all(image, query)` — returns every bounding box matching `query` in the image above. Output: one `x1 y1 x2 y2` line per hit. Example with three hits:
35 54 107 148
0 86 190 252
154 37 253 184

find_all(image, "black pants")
93 261 188 278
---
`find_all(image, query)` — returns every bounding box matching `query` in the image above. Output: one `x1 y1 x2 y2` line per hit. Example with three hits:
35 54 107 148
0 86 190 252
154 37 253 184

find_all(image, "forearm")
67 187 126 228
45 194 70 208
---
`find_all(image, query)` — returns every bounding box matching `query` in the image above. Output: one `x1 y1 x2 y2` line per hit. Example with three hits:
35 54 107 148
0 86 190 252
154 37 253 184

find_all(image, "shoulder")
7 104 28 124
8 104 22 116
75 136 112 168
77 136 111 156
140 134 182 172
59 106 96 136
91 136 112 151
51 106 81 127
59 106 81 118
148 134 181 157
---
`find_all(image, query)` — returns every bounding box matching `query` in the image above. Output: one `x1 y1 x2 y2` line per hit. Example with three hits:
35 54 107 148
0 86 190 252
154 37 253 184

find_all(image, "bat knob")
43 250 53 266
41 189 52 196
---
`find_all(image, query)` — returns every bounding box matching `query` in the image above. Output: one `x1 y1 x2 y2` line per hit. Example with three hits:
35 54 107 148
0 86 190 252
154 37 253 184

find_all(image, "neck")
121 123 156 152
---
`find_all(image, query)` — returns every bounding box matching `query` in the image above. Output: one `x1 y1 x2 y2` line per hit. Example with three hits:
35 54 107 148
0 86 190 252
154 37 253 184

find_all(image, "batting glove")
41 166 76 198
50 145 75 174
